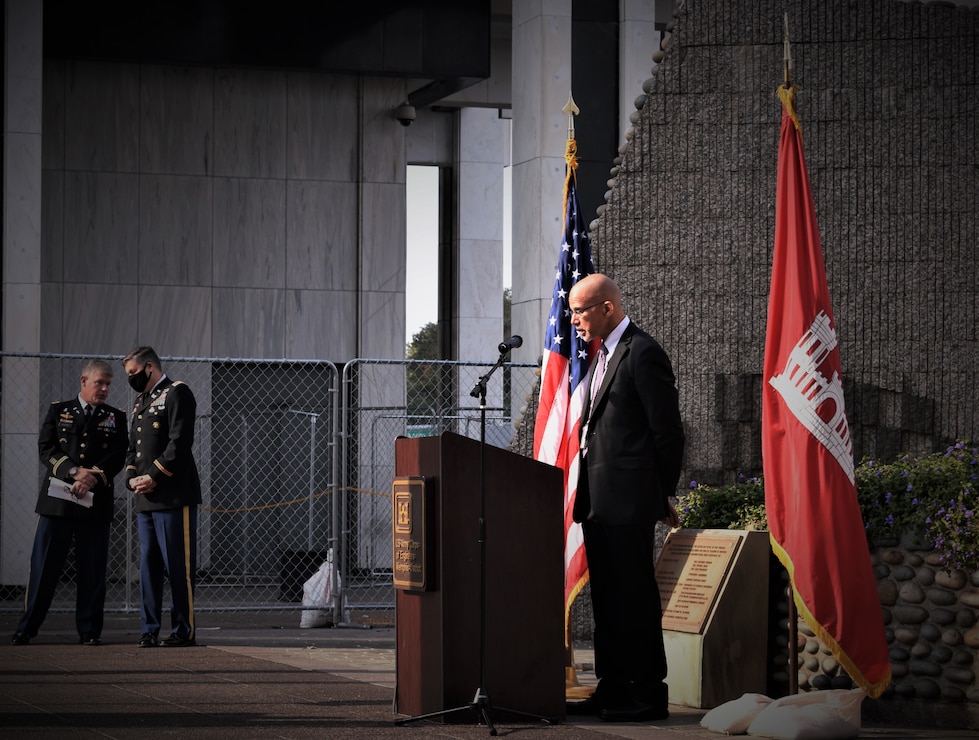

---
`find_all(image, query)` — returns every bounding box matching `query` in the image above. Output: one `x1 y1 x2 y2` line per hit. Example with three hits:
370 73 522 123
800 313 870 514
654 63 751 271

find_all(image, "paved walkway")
1 611 974 738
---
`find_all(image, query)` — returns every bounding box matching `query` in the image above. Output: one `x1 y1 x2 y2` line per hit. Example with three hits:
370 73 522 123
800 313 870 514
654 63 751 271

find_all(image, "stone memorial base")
659 529 770 709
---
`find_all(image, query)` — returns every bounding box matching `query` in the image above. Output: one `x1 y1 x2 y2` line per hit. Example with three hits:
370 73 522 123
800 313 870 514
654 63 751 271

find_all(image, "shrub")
676 441 979 573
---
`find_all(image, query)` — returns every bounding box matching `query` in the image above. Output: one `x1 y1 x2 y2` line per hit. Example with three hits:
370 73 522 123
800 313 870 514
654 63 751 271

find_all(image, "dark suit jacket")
574 321 685 526
37 399 129 522
125 377 202 512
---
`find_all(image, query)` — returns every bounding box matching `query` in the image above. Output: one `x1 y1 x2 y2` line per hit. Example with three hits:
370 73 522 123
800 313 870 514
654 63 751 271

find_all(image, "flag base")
565 666 594 700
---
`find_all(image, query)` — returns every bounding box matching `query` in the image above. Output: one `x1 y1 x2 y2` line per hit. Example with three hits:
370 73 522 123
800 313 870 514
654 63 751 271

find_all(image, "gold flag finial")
562 92 580 139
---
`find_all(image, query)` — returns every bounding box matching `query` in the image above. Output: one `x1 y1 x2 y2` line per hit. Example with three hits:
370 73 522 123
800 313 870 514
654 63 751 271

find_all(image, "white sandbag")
300 552 338 629
746 688 865 740
700 693 773 735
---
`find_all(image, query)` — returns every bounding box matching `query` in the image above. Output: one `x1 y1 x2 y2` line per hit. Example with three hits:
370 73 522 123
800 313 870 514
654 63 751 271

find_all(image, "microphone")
498 335 523 354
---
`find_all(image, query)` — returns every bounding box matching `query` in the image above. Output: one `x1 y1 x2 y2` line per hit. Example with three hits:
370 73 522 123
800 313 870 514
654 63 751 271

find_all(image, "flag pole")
560 90 593 699
781 11 800 698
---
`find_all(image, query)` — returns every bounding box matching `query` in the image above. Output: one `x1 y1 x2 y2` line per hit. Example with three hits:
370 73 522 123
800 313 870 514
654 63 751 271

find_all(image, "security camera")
394 103 416 127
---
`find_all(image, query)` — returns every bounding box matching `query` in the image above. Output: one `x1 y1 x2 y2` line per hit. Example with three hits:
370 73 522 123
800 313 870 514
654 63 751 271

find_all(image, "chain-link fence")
0 353 541 629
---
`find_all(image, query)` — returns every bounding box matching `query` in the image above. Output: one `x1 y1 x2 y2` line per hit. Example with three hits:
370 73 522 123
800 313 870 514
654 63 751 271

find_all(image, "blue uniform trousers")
17 515 110 638
137 506 197 640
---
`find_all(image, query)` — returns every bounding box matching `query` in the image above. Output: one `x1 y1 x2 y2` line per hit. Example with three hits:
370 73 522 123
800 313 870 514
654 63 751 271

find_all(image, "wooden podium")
393 432 565 722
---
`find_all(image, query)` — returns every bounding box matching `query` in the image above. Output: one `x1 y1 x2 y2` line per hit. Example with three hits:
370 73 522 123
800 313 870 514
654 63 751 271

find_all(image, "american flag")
533 163 595 644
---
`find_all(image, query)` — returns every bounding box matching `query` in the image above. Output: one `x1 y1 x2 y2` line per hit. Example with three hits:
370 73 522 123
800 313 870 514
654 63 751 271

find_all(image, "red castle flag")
533 135 595 646
762 84 891 698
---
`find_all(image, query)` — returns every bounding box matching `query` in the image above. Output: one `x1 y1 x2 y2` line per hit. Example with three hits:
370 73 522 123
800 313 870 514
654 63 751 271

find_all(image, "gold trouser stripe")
182 506 195 638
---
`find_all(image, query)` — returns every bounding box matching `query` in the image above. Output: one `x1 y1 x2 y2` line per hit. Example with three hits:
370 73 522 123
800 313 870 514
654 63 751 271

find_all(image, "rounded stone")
941 629 963 646
910 642 931 658
798 621 815 637
890 662 909 677
942 685 966 702
932 609 956 626
960 591 979 608
909 659 941 677
953 649 974 665
821 657 839 676
804 638 820 654
889 646 910 662
935 569 968 589
920 623 942 641
881 549 905 565
907 553 924 567
914 678 941 700
633 94 647 110
956 608 976 628
924 552 947 566
878 579 898 606
891 564 916 581
830 675 854 690
810 673 832 690
651 51 664 64
931 644 953 663
916 567 935 586
927 588 958 606
874 564 891 580
894 627 919 644
899 581 925 603
892 605 930 624
894 682 916 698
943 666 975 685
805 656 820 671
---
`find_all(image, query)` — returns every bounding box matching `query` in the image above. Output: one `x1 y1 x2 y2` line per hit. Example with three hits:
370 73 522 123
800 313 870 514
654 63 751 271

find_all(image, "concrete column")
619 0 661 147
510 0 573 367
2 0 43 583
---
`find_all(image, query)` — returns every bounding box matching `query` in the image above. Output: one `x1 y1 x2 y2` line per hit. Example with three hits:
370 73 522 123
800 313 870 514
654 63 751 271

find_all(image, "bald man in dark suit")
565 273 685 723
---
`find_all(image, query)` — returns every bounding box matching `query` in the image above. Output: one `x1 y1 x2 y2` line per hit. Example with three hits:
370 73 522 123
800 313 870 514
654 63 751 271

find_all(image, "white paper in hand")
47 477 94 508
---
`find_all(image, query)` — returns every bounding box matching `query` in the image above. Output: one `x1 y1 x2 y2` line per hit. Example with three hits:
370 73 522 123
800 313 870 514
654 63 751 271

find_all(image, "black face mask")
128 367 149 393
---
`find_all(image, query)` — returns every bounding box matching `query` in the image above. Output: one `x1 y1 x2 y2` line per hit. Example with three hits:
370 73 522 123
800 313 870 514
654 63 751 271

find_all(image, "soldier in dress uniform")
10 359 128 646
122 346 202 648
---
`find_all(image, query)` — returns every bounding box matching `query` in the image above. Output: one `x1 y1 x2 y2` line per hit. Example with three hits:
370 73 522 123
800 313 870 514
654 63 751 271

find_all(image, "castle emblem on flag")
768 310 854 483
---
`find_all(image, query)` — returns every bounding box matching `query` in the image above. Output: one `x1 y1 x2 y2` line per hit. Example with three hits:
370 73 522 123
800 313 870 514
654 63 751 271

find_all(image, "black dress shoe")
161 633 196 647
10 632 30 646
599 699 669 723
565 695 604 716
79 634 102 646
137 632 158 648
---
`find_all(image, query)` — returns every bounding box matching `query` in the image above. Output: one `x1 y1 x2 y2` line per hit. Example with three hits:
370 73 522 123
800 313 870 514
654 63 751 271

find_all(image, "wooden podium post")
393 432 566 722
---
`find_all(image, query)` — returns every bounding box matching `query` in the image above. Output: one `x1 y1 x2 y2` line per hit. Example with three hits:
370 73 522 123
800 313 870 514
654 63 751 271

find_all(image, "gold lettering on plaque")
658 530 741 634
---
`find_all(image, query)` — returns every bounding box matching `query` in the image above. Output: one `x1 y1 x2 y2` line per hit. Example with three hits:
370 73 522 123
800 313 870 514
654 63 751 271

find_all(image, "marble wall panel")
64 171 138 284
3 284 41 352
139 174 213 286
139 65 214 176
41 59 65 169
360 78 407 185
40 170 63 283
458 161 503 242
405 109 455 165
287 72 358 182
360 182 406 293
136 285 212 357
213 178 286 288
286 180 357 290
64 61 139 173
212 287 286 358
285 289 357 362
214 68 287 179
60 283 138 356
39 282 63 352
3 134 42 284
358 289 405 360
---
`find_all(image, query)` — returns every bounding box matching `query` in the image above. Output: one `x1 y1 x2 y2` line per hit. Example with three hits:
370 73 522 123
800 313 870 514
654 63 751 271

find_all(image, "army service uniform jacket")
37 399 129 523
125 377 202 512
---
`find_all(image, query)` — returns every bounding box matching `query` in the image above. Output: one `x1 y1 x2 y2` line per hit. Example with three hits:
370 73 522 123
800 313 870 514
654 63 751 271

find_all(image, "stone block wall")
585 0 979 486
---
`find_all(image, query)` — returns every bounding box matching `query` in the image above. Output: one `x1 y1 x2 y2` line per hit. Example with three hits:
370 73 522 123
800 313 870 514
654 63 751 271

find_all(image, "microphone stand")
396 345 554 735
